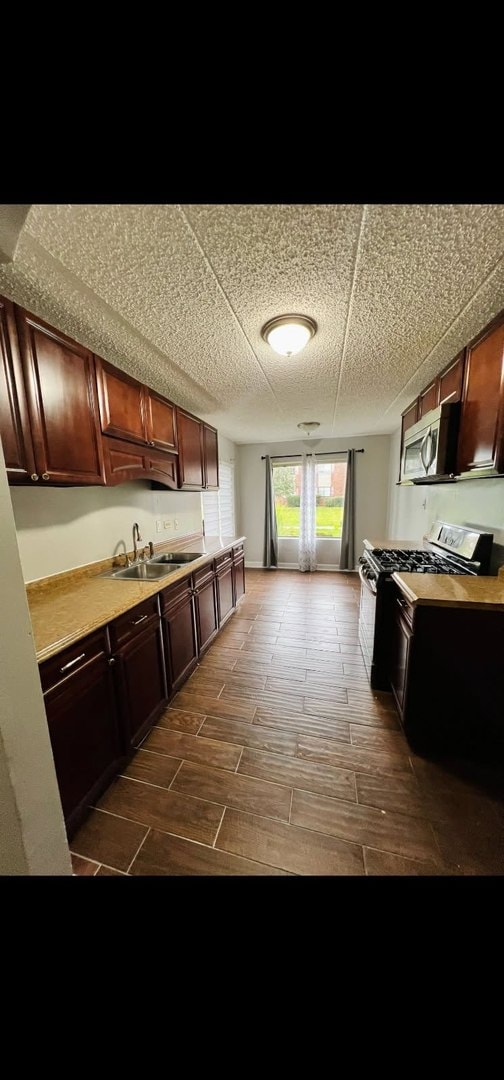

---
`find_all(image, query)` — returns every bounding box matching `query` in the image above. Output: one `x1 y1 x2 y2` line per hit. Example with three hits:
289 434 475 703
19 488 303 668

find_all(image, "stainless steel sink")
149 552 202 564
109 562 183 580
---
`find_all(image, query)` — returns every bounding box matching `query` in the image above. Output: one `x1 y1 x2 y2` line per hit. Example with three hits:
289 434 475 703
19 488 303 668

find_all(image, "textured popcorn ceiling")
0 203 503 442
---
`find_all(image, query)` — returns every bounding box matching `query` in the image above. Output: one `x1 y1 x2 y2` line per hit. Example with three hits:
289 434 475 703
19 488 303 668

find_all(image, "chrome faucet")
133 522 142 562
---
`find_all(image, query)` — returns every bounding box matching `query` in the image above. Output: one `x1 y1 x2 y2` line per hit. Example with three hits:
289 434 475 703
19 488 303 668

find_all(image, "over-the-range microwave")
400 402 460 484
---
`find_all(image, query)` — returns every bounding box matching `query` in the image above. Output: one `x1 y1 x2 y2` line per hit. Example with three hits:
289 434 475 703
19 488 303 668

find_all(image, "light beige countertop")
392 572 504 611
364 538 427 551
27 536 245 664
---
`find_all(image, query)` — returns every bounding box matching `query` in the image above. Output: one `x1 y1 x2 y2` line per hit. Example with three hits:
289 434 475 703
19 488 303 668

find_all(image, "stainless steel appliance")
400 402 460 483
358 521 493 690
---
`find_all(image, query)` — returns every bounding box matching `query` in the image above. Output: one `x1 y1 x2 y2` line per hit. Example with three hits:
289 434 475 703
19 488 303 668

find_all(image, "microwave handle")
420 428 435 473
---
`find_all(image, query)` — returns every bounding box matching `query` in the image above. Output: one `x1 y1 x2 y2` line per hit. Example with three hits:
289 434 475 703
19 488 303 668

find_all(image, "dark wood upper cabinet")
0 296 37 481
401 400 419 435
203 424 219 489
15 308 105 485
438 351 465 406
177 409 205 489
95 357 147 446
417 380 439 419
457 315 504 476
145 389 177 453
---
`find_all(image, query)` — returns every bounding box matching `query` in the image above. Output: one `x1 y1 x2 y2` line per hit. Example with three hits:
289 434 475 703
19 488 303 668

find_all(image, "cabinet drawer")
160 574 193 614
109 596 160 649
215 550 232 571
194 562 215 588
40 629 108 694
232 543 244 560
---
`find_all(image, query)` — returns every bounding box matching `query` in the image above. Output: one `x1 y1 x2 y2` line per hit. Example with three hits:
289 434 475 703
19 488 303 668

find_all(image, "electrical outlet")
155 520 162 533
163 520 172 530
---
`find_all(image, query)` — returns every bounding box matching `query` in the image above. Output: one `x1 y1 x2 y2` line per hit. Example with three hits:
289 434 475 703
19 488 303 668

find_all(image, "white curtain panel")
298 453 317 572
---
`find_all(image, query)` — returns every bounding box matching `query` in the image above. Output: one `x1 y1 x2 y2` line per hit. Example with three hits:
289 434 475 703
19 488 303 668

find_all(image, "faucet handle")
149 541 154 558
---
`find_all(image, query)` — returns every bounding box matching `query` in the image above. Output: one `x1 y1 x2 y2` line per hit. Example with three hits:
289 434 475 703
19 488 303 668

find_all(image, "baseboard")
245 561 357 572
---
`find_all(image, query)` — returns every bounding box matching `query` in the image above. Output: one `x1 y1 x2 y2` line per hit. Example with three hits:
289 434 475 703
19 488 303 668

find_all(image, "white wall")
387 427 504 572
0 444 71 875
11 483 203 583
237 435 391 568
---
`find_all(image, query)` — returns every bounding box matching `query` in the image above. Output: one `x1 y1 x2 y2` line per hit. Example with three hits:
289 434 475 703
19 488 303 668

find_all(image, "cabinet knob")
42 472 50 480
30 473 39 482
108 657 116 667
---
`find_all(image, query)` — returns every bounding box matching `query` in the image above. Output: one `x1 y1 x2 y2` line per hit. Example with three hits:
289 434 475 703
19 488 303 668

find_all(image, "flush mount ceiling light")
261 314 317 357
297 421 321 435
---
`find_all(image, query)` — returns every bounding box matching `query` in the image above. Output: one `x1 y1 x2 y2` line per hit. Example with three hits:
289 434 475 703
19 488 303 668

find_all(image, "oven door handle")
358 564 377 595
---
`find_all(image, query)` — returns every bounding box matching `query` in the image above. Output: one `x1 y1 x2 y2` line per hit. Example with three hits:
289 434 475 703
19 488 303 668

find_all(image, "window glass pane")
315 460 346 537
273 463 301 537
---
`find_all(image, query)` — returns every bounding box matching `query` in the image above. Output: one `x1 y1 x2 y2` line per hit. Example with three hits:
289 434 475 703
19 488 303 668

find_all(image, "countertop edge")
32 536 246 664
392 571 504 611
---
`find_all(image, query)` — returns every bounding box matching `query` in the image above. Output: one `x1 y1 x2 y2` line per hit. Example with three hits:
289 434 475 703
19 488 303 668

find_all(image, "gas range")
360 521 493 590
365 547 472 576
358 522 493 691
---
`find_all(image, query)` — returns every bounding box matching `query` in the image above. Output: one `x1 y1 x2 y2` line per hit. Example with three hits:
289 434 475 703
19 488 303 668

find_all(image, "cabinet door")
217 565 234 625
177 409 204 489
0 296 37 482
457 317 504 475
147 450 178 489
389 609 412 718
146 389 177 453
44 653 122 836
163 594 198 694
203 424 219 489
438 351 465 405
114 620 167 749
16 309 105 484
194 577 218 654
418 380 439 419
96 357 148 446
233 555 245 605
103 435 148 485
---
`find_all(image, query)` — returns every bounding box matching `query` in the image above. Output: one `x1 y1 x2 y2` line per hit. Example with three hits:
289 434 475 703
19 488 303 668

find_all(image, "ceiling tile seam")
178 205 287 418
381 249 504 417
13 233 221 410
331 204 368 432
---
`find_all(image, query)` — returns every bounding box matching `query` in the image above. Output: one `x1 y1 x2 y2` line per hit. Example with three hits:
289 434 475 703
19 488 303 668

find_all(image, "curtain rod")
261 449 365 460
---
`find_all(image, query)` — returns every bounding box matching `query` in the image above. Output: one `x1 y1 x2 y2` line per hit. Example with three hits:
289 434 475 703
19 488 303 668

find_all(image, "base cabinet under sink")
38 549 246 838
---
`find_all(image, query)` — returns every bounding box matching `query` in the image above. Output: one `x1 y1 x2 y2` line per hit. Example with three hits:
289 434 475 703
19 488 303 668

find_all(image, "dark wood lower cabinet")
233 554 245 604
113 617 167 749
39 547 246 835
162 590 198 694
42 638 122 839
194 575 219 654
217 564 234 625
388 588 504 762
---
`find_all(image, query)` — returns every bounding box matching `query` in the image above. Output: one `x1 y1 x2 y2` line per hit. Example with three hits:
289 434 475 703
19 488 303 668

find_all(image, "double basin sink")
105 552 202 581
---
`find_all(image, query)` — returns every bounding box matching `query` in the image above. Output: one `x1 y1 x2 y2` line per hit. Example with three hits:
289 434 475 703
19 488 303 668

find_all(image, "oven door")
358 564 377 683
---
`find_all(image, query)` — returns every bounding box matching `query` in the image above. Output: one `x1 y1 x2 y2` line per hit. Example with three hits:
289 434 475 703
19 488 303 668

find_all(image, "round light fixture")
261 314 317 357
297 421 321 435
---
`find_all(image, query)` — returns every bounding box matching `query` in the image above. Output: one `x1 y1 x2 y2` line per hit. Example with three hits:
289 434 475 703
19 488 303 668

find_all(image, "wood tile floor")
71 570 504 877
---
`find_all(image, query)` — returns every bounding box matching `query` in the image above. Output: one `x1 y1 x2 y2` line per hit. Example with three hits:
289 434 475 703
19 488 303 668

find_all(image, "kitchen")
1 204 503 876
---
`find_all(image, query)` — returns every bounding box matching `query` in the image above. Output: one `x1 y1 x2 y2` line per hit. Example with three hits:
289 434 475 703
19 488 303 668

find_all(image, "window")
273 459 346 538
202 461 235 537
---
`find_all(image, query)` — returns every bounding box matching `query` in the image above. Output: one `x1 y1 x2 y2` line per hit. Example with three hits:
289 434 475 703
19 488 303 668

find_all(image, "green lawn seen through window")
275 505 344 538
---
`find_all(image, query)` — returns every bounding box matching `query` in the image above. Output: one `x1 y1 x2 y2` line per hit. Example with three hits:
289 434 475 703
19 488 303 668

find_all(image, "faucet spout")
133 522 142 562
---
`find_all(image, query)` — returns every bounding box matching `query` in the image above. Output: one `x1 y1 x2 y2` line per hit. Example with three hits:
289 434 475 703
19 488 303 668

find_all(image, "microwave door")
421 428 435 473
403 436 426 479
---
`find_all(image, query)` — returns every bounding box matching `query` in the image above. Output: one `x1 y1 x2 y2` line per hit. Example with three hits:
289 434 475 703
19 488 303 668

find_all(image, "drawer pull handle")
132 614 149 626
60 652 86 673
